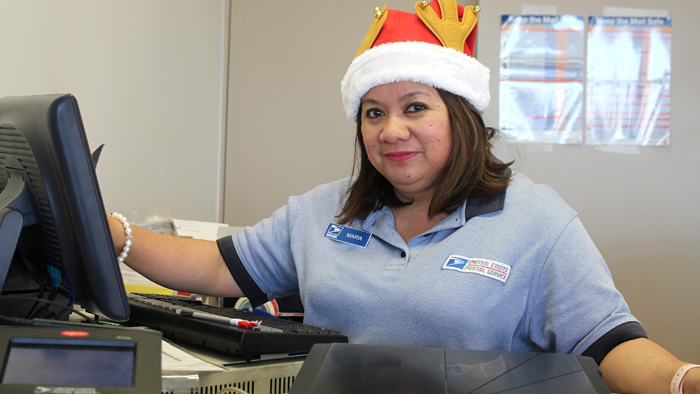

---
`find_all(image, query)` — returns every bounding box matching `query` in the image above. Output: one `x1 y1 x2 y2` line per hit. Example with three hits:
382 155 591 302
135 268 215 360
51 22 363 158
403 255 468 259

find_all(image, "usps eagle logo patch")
442 255 511 283
325 224 343 239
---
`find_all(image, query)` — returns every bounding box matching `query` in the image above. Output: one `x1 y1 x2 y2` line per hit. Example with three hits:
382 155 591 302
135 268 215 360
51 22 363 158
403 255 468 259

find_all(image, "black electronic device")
290 343 611 394
127 293 348 358
0 324 161 393
0 94 129 321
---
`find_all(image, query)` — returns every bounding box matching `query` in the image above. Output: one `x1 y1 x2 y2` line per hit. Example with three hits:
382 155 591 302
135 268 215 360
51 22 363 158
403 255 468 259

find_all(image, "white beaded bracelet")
671 364 700 394
110 212 133 264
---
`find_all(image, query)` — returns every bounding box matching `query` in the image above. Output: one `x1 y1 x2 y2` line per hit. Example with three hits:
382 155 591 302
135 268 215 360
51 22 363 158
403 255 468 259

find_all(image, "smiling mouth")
384 151 418 162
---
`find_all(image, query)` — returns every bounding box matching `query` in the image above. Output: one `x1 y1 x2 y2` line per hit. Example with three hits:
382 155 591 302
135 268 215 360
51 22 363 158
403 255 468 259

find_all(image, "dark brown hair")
337 88 512 224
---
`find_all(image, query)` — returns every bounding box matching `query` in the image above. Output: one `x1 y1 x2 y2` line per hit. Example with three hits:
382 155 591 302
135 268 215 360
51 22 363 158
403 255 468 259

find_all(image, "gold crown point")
420 1 429 7
415 0 480 53
373 6 382 18
474 5 481 13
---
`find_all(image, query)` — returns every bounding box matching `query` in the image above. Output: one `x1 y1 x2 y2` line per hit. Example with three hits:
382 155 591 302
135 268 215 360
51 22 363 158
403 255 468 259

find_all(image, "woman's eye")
365 108 384 118
406 103 427 113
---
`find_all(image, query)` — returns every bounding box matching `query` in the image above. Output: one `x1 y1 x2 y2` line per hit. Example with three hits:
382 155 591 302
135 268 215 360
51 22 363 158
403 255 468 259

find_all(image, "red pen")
178 310 261 328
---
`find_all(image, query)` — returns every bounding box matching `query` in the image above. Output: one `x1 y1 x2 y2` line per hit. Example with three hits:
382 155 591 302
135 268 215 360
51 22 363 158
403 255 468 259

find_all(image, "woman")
109 1 699 392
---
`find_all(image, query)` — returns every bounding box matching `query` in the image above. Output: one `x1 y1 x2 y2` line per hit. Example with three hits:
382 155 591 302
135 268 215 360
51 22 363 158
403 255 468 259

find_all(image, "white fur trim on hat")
340 41 490 121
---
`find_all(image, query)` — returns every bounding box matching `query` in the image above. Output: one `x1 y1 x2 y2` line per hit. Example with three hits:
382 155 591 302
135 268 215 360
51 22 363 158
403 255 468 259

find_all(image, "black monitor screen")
1 338 135 387
0 94 129 321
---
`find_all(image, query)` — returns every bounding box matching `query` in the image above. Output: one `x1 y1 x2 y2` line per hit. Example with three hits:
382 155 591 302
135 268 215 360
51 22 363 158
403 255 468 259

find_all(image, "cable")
22 281 47 319
55 297 75 319
0 295 96 324
26 285 59 319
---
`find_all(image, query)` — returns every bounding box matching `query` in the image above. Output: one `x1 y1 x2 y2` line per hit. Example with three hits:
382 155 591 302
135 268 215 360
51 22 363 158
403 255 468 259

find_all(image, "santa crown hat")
340 0 490 121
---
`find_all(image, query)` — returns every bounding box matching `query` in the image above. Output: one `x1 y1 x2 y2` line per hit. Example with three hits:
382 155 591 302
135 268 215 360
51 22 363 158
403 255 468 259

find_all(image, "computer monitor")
0 94 129 322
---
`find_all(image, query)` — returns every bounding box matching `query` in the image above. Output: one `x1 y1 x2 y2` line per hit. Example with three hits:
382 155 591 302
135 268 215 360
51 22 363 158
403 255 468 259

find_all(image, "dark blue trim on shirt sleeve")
582 321 648 365
216 237 269 308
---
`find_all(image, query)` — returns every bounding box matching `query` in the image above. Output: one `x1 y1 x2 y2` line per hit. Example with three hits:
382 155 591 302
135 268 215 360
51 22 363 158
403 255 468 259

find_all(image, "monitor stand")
0 156 34 292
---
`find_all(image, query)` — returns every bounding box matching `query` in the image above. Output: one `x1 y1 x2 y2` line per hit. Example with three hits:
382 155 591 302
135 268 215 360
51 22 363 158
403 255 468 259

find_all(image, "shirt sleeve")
217 203 301 307
582 321 648 365
526 215 643 357
216 236 268 307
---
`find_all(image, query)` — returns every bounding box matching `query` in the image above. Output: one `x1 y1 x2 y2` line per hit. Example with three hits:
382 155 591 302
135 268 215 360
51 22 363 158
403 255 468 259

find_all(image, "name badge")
324 223 372 248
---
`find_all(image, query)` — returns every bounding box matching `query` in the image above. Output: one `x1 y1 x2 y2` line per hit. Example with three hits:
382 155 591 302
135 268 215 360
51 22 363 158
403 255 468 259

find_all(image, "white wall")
0 0 229 222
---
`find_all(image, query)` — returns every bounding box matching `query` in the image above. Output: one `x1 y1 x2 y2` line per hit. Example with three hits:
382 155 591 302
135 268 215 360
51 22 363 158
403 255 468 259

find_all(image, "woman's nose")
379 115 411 143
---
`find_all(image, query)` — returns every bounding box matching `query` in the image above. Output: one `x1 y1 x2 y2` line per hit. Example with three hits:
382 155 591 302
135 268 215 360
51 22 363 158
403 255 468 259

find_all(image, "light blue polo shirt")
218 173 645 362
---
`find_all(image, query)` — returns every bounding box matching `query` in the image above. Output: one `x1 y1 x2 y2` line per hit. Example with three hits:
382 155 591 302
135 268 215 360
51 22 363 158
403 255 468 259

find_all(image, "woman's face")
360 81 453 200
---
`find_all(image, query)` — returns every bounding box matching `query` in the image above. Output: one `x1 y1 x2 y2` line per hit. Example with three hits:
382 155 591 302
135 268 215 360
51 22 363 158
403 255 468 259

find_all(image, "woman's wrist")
672 364 700 394
107 215 124 248
683 368 700 394
109 212 133 264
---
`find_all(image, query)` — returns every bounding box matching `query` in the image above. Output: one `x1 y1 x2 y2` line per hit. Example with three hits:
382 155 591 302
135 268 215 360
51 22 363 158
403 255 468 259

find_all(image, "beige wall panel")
0 0 229 222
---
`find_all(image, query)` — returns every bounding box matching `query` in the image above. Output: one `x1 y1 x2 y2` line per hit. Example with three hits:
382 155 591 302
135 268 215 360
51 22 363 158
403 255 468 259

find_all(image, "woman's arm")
600 337 700 394
108 215 243 298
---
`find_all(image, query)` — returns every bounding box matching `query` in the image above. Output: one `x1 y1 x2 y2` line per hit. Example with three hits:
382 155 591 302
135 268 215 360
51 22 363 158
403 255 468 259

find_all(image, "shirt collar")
464 185 507 221
463 167 511 221
358 169 510 230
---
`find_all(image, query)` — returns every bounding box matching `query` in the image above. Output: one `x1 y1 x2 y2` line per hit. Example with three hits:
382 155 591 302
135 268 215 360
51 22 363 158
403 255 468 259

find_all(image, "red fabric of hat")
372 2 477 57
340 0 490 121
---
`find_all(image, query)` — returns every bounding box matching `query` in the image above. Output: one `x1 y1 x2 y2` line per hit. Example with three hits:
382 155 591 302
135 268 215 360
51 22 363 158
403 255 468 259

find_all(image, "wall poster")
499 15 585 144
586 16 672 146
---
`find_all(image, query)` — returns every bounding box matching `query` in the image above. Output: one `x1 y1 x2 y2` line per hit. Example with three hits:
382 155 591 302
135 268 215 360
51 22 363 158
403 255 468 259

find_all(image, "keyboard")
126 293 348 357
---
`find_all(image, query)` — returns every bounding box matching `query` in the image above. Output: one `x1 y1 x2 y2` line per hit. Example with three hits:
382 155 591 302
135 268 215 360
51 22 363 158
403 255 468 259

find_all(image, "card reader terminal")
0 324 162 394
